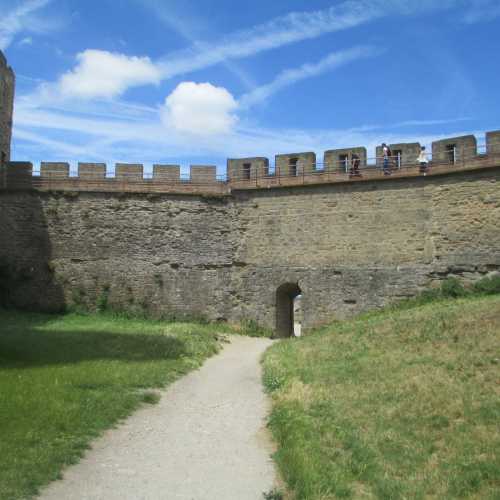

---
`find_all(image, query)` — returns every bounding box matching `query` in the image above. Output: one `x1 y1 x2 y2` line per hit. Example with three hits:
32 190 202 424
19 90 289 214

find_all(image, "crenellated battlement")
1 162 226 195
2 130 500 195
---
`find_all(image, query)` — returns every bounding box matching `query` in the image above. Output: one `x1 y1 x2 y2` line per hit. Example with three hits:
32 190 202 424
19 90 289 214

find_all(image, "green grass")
0 310 231 500
263 295 500 499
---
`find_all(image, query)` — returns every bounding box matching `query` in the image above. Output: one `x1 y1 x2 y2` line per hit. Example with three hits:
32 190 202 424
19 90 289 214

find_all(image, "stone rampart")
1 162 499 334
1 51 499 335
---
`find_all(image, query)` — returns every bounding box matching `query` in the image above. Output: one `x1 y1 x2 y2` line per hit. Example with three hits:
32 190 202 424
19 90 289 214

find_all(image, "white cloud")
13 92 480 166
30 0 387 102
0 0 52 50
36 0 384 102
26 0 487 103
240 46 381 108
154 0 462 81
13 68 485 174
161 82 238 136
156 1 383 80
52 50 162 100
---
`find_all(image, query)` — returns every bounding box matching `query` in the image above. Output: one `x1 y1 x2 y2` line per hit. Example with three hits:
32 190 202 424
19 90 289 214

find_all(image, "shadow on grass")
0 312 187 369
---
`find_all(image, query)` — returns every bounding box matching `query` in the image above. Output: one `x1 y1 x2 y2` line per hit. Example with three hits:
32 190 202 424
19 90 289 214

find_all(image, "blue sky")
1 0 500 175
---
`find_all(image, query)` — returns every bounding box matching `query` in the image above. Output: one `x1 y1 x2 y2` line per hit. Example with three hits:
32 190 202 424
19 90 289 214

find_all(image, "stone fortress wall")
1 162 499 335
1 51 500 335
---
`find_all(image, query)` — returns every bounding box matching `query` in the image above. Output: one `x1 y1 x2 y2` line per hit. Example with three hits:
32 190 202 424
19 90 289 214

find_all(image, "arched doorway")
276 282 302 338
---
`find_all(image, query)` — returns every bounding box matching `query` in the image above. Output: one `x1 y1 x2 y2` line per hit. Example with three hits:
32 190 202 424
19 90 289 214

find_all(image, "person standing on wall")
418 146 429 175
382 143 392 176
350 153 362 178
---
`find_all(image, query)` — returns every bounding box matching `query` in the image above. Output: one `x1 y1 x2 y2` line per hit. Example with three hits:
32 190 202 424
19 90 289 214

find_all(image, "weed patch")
263 488 284 500
234 319 274 338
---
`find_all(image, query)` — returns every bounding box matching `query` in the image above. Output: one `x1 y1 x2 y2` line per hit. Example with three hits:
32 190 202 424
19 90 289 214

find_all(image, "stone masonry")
1 51 500 335
2 167 499 335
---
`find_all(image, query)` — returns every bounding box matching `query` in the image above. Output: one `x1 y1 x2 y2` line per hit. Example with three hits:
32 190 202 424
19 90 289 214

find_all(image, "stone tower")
0 50 15 163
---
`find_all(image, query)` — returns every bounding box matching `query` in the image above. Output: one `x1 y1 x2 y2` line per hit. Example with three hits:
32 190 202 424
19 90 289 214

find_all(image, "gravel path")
38 336 276 500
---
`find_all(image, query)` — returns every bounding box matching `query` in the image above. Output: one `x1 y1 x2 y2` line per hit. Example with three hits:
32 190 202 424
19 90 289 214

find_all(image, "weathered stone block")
190 165 217 184
486 130 500 156
324 147 367 173
79 163 106 179
432 135 477 165
153 164 181 181
115 164 143 180
40 162 70 179
275 152 316 177
3 161 33 189
227 158 269 181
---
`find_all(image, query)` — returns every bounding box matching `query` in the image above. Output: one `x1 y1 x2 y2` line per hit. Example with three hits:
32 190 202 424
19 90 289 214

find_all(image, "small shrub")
262 364 285 392
96 284 111 312
440 277 468 298
403 275 500 310
141 391 161 405
473 275 500 295
263 489 283 500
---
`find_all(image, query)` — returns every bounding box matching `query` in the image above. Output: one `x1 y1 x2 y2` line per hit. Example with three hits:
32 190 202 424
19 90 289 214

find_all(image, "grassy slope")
263 296 500 500
0 310 229 500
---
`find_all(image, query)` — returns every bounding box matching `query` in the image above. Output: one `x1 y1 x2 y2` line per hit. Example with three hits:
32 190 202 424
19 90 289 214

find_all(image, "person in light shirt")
418 146 429 175
381 143 392 176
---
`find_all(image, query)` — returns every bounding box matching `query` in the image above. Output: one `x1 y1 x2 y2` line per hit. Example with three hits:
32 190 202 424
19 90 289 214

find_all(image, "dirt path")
38 336 276 500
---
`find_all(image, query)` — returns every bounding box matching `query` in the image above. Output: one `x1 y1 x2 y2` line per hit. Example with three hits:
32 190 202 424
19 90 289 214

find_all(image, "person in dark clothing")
350 153 362 178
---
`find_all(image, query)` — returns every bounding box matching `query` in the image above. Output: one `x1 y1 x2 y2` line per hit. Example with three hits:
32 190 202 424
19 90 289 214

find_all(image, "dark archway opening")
276 282 302 338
